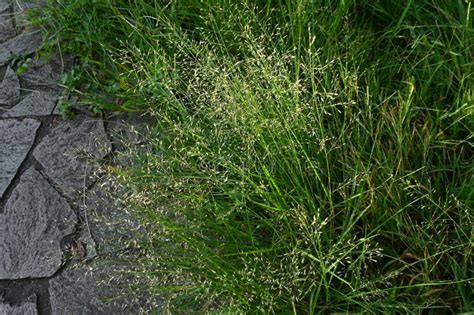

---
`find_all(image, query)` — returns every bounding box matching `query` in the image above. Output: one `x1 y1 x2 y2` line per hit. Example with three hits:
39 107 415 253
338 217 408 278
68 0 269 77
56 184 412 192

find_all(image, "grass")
36 0 473 313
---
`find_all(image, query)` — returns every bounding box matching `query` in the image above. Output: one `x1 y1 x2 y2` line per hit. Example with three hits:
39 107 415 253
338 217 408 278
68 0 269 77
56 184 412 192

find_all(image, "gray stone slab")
0 168 76 279
0 2 16 42
13 1 45 32
2 92 58 117
21 54 73 89
83 178 143 256
33 115 111 198
0 66 20 106
49 264 116 315
0 301 37 315
0 30 41 66
0 118 40 198
49 261 154 315
107 112 152 165
21 59 56 87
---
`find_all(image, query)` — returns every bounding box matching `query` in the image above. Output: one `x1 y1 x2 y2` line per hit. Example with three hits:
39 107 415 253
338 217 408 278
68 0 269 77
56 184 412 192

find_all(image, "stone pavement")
0 1 152 314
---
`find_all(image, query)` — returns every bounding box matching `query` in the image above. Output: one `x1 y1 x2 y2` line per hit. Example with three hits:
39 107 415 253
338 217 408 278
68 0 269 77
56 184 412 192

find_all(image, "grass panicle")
37 0 473 313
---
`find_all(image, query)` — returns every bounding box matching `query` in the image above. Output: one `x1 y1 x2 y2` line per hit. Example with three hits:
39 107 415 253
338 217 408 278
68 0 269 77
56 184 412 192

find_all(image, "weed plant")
37 0 473 313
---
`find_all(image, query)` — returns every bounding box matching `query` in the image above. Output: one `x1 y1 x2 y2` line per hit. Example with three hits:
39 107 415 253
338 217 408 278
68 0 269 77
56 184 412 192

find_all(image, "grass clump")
38 0 473 313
